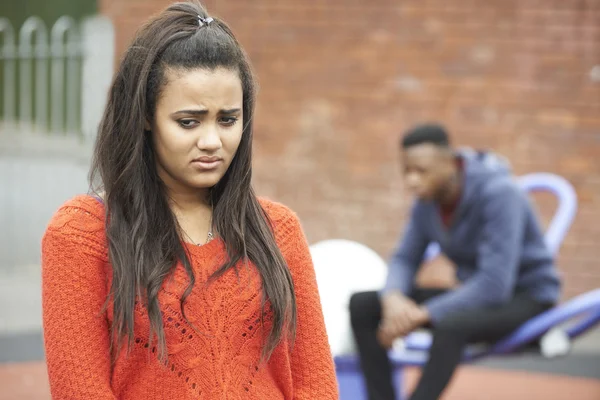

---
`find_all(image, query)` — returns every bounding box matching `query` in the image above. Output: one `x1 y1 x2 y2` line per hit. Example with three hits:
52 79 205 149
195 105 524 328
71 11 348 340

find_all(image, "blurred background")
1 0 599 399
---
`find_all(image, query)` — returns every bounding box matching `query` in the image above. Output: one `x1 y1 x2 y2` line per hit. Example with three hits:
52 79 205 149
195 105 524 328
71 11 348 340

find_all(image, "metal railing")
0 16 82 135
0 16 114 272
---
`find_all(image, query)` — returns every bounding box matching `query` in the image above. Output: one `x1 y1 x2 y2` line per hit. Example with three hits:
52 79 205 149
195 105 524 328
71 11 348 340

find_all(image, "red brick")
100 0 600 299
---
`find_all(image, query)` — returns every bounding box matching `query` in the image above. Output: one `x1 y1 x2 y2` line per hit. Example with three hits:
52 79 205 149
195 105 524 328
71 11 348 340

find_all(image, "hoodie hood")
454 147 513 214
458 147 512 178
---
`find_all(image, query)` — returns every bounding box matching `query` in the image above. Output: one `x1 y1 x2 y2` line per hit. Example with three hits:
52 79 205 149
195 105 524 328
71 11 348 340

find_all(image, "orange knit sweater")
41 195 338 399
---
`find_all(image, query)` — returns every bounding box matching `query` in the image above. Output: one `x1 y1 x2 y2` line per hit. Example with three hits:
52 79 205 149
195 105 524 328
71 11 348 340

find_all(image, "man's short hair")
401 123 450 149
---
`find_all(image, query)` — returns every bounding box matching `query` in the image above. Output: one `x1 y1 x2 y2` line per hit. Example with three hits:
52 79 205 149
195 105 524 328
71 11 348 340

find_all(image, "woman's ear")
144 120 152 131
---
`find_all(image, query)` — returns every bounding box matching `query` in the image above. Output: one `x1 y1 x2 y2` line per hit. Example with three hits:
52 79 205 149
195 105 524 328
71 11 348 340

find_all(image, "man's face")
402 143 454 201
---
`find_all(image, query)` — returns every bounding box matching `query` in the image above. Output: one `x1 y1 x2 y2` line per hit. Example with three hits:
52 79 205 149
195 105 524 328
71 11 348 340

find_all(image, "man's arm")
424 181 525 324
382 205 429 296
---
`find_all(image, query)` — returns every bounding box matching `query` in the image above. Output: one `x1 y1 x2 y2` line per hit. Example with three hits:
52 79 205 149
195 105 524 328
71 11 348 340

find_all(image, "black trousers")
349 289 551 400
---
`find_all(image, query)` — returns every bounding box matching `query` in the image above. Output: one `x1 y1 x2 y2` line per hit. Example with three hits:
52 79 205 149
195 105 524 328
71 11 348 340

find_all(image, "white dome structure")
309 239 388 356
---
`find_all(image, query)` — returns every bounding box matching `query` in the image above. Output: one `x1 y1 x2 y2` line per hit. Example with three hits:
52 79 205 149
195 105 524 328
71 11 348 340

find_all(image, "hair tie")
198 15 214 27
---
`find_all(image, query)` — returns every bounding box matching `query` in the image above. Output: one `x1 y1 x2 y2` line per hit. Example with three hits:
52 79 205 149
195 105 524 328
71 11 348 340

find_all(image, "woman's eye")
220 117 238 126
178 119 198 129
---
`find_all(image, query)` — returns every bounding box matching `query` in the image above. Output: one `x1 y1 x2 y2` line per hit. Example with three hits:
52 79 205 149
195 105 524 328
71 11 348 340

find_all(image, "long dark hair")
89 1 296 362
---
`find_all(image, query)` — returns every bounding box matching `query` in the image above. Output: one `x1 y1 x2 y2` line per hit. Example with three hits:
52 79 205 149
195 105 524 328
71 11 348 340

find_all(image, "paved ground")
403 366 600 400
2 360 600 400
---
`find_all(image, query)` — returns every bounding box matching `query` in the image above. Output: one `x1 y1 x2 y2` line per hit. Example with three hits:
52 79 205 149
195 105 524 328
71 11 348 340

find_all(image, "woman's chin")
187 175 223 190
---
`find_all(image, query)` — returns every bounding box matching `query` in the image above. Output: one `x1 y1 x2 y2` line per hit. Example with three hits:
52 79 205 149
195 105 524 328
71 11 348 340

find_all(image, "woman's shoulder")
258 197 300 227
258 197 306 245
44 194 106 244
42 195 109 300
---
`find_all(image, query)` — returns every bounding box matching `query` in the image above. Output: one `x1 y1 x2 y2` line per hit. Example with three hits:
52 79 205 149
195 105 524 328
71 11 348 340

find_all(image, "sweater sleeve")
41 203 117 399
278 212 339 400
382 204 428 296
424 181 525 323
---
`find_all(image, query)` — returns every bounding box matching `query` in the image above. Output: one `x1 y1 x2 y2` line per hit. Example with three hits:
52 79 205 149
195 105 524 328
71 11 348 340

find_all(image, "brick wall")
100 0 600 300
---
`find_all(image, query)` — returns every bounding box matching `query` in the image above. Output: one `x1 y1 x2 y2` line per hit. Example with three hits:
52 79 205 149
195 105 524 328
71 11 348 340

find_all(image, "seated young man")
350 124 561 400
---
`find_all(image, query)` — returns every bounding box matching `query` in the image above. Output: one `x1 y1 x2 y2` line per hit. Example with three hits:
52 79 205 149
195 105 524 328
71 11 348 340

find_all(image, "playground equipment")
310 173 600 400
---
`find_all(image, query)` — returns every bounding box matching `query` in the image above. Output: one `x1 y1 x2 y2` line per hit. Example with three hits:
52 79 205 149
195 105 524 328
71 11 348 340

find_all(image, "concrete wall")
0 14 112 335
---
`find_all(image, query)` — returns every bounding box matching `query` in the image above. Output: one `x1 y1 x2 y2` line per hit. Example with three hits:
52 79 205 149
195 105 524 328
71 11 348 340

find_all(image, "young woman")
41 2 338 398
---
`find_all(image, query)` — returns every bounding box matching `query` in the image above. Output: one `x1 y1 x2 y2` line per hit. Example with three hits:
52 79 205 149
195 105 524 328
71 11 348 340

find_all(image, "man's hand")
377 292 430 349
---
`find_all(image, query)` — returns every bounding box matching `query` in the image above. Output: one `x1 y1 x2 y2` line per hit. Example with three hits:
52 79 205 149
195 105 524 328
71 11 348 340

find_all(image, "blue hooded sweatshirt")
383 148 561 323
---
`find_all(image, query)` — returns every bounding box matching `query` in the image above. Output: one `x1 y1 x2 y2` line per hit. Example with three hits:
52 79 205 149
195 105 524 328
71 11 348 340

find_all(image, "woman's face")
151 67 244 197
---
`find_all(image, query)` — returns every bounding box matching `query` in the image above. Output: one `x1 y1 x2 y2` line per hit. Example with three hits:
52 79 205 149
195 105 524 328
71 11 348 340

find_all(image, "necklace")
181 225 214 246
180 208 214 246
206 208 214 244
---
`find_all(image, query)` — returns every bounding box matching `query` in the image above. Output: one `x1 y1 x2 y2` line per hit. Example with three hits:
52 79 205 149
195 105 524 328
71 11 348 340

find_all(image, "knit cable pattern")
42 195 338 399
